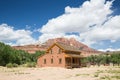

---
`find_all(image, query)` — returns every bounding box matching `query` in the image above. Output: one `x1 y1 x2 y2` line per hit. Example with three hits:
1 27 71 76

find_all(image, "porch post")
79 58 81 67
71 57 72 68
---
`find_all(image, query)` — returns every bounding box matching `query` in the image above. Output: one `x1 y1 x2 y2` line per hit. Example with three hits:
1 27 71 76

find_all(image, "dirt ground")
0 66 120 80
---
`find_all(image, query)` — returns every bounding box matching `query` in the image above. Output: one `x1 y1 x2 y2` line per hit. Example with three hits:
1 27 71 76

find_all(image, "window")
44 59 46 64
59 58 62 64
51 58 53 64
58 49 61 54
50 49 52 54
72 58 75 64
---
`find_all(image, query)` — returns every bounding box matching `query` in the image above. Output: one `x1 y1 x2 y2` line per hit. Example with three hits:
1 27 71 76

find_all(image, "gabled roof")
46 42 81 53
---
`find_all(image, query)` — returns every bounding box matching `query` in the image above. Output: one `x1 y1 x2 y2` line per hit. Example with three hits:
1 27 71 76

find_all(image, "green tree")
30 51 45 62
0 42 45 66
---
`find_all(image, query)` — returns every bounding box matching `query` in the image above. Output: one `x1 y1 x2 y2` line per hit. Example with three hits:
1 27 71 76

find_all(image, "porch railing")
65 63 80 68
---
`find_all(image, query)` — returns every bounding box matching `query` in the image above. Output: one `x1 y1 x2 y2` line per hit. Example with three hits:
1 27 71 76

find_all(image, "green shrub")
6 63 19 68
6 63 13 68
13 63 18 67
25 62 36 67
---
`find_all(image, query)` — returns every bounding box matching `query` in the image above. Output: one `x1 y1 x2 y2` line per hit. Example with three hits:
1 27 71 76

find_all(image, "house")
37 42 83 68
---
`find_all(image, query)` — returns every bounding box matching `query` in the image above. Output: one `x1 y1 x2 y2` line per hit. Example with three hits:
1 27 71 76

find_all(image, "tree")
95 55 103 66
110 52 120 66
30 51 45 62
0 42 45 66
0 42 11 66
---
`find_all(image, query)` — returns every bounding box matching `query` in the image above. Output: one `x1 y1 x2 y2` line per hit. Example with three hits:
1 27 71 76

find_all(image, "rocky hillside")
13 37 101 54
41 37 99 53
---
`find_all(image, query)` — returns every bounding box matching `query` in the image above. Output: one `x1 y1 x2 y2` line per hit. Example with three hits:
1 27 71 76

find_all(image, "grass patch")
98 67 120 80
100 75 111 80
96 70 104 73
75 74 89 76
107 70 120 74
14 72 30 75
94 70 104 77
75 74 81 76
111 75 120 79
94 73 99 77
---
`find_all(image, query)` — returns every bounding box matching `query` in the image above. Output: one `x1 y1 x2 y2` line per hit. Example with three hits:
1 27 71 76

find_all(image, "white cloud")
39 0 115 46
38 33 65 43
80 15 120 45
0 24 36 45
38 33 81 44
99 48 120 52
40 0 112 33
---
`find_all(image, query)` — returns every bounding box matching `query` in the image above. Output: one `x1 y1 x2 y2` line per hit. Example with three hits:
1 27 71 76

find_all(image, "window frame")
58 48 61 54
44 59 46 64
51 58 53 64
59 58 62 64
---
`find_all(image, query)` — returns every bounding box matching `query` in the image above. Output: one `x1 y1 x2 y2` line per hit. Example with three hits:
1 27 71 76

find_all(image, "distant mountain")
13 37 101 55
41 37 100 53
13 44 45 54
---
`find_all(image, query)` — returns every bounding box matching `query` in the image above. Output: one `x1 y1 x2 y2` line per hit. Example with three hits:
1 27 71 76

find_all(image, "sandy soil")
0 66 120 80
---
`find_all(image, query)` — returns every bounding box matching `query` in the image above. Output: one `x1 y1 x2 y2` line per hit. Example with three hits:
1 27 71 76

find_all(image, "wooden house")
37 42 83 68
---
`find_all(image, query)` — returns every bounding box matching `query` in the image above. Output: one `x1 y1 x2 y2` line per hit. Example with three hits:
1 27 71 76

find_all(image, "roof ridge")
56 42 81 52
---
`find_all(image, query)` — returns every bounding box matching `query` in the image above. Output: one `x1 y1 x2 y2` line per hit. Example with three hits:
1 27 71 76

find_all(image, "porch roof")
65 54 83 58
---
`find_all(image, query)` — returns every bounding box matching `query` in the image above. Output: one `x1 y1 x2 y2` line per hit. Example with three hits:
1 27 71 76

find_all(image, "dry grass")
0 66 120 80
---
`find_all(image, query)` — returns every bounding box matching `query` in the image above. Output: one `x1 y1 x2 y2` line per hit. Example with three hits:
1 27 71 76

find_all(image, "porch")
65 54 82 68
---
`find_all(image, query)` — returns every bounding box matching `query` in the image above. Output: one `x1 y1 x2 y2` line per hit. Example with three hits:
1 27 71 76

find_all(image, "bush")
6 63 19 68
24 62 36 67
13 63 18 67
6 63 13 68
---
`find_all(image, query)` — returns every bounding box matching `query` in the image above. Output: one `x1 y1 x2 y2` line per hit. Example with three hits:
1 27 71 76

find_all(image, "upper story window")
58 49 61 54
44 59 46 64
50 49 52 54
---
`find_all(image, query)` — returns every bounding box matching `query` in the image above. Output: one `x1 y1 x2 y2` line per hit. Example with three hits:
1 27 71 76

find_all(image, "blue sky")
0 0 84 29
0 0 120 51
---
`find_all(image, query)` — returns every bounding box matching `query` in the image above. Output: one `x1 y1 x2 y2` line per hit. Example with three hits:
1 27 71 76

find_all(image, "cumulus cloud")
39 33 65 43
80 15 120 45
0 24 36 45
40 0 113 34
39 33 81 43
39 0 115 45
